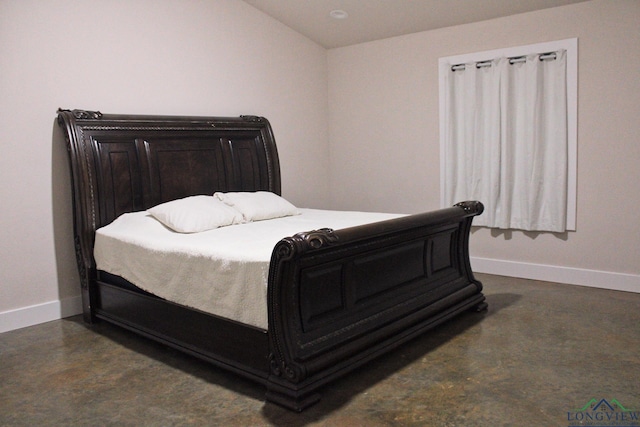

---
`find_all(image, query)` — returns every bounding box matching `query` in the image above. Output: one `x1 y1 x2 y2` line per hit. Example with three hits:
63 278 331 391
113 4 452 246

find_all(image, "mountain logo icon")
576 398 633 412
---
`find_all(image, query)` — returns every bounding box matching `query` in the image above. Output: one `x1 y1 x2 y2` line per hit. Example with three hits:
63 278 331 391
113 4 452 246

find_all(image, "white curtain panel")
443 50 568 232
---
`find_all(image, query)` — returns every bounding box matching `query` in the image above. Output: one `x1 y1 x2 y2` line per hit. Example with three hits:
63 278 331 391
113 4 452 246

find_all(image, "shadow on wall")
51 117 81 309
471 226 569 241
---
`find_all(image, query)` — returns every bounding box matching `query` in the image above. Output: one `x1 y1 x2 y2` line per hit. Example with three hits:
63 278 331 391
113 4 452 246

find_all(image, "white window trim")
438 38 578 231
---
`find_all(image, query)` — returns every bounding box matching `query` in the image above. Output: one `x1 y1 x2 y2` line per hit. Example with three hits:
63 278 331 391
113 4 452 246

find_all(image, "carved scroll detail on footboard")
268 228 340 384
455 200 484 215
273 228 339 261
266 202 485 410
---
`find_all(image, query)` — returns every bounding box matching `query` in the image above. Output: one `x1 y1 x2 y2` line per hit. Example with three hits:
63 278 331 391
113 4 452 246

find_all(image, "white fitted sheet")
94 208 404 329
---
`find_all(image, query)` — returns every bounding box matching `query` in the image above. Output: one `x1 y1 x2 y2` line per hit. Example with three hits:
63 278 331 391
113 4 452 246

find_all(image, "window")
439 38 577 232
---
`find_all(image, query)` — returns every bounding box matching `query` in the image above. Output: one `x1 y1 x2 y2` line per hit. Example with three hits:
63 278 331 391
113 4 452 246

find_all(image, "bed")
57 108 487 411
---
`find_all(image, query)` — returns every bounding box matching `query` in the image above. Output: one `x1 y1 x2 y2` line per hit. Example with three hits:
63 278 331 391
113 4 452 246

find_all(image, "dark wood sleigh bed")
57 108 487 411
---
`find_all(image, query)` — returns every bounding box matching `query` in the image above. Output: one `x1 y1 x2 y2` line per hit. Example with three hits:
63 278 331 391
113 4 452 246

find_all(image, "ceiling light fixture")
329 9 348 19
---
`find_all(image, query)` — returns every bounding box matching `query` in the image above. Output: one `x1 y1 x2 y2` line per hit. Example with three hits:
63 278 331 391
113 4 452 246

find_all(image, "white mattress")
94 208 404 330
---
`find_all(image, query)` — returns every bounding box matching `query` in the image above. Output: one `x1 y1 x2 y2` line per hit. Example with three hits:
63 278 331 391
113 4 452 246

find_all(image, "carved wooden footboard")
265 201 485 410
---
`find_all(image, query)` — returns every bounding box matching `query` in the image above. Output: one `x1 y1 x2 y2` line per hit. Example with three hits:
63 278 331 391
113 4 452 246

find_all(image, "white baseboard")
471 257 640 294
2 260 638 334
0 295 83 334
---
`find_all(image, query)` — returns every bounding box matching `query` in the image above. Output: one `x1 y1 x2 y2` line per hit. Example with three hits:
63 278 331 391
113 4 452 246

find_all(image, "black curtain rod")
451 51 557 72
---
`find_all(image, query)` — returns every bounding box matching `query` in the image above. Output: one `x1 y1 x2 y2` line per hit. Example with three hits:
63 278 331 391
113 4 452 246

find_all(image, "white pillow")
147 195 243 233
213 191 300 222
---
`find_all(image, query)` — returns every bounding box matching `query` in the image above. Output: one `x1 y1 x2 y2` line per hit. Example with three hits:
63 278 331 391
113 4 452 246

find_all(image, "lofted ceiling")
242 0 589 49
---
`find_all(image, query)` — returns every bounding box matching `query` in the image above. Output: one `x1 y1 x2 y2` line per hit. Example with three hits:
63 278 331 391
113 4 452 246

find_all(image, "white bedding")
94 209 404 329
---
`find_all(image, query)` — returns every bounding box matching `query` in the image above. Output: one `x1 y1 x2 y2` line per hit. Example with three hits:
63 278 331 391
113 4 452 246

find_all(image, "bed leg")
265 383 320 412
80 288 99 324
471 300 488 312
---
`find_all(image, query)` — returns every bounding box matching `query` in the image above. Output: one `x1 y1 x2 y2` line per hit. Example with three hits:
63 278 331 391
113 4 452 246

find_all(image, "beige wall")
0 0 329 315
2 0 639 328
328 0 640 278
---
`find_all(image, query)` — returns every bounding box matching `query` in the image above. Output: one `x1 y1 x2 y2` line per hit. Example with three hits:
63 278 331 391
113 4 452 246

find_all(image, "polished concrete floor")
1 274 639 426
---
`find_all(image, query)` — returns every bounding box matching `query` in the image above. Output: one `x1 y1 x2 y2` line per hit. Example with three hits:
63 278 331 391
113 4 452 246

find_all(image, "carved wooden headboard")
57 109 281 291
